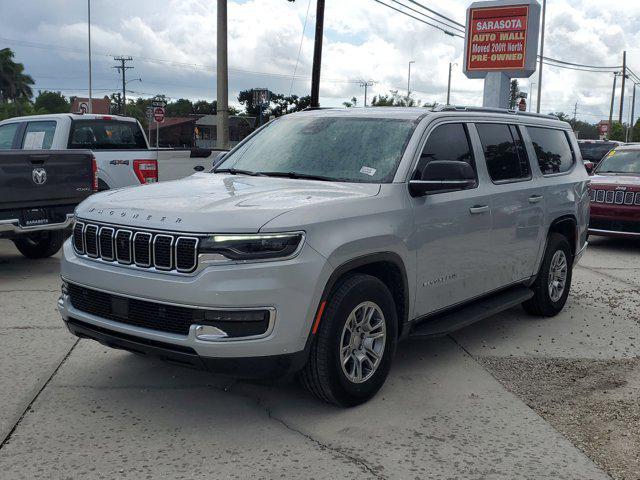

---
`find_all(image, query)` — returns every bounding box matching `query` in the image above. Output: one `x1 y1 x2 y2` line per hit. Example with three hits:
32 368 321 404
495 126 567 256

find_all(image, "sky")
2 0 640 122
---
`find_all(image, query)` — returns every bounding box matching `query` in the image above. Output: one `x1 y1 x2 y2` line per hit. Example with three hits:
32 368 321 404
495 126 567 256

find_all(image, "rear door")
474 122 545 286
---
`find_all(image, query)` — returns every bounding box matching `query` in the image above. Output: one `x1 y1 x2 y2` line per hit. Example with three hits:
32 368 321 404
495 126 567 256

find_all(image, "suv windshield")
215 115 417 183
578 142 616 162
68 119 147 149
596 150 640 174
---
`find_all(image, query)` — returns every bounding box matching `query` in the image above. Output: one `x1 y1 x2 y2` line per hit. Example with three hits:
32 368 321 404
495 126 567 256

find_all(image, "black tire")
300 274 398 407
13 230 64 259
522 232 573 317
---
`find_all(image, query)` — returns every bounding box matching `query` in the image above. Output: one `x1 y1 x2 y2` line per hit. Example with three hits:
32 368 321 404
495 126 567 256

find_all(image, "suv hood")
591 173 640 188
76 173 381 233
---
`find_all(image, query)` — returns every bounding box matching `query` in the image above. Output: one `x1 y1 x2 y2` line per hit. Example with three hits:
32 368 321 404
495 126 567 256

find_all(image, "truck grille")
67 283 271 337
589 189 640 206
73 222 199 273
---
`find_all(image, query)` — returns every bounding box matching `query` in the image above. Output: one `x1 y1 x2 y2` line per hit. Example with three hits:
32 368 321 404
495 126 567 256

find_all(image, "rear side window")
68 120 147 149
0 123 19 149
22 121 56 150
578 142 615 162
529 127 574 175
476 123 531 182
415 123 475 179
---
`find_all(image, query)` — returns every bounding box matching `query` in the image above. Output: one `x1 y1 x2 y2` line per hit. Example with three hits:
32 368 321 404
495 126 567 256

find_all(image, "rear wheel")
300 274 397 406
13 230 64 259
523 232 573 317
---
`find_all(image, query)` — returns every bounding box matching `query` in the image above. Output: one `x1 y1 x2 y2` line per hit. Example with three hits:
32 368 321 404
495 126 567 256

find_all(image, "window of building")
528 127 575 175
476 123 531 182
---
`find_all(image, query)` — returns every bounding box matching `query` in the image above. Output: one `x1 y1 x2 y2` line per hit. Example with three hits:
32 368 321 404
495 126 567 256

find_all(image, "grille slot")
99 227 115 261
153 235 174 270
591 189 640 206
615 191 625 204
625 192 635 205
67 283 270 337
176 237 198 272
84 225 99 257
133 232 152 267
115 230 133 264
596 190 605 203
636 193 640 205
73 222 85 254
605 191 615 203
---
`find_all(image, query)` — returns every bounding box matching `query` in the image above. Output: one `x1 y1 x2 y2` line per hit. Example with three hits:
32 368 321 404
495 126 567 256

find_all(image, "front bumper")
59 238 332 363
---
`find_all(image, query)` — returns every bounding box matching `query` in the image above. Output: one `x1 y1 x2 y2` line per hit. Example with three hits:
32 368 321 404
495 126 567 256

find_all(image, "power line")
289 0 312 96
403 0 465 28
371 0 464 38
384 0 465 34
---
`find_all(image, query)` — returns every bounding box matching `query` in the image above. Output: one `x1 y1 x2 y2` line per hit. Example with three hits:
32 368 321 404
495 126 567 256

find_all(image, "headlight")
199 233 304 261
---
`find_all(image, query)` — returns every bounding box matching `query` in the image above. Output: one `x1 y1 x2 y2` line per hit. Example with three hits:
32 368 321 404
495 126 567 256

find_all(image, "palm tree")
0 48 34 104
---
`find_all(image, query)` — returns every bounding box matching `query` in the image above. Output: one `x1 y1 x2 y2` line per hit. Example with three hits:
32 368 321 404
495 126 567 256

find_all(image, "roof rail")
430 104 560 120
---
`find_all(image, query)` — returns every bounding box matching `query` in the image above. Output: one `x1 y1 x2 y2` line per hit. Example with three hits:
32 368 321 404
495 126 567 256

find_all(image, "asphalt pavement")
0 237 638 480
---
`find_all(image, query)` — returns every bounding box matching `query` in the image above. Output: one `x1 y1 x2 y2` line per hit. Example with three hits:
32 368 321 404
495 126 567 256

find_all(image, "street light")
87 0 92 113
407 61 415 99
446 63 457 105
528 82 536 112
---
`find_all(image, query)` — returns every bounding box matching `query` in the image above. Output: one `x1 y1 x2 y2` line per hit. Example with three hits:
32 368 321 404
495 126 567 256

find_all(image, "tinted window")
217 116 416 183
22 121 56 150
0 123 19 150
529 127 574 175
579 142 616 162
415 123 475 179
68 120 147 149
476 123 531 182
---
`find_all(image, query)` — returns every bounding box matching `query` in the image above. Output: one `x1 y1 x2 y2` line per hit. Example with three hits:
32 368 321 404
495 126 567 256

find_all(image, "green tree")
34 90 69 114
509 79 520 109
193 100 216 115
0 48 34 104
608 121 626 141
166 98 194 117
370 90 421 107
342 96 357 108
238 89 309 118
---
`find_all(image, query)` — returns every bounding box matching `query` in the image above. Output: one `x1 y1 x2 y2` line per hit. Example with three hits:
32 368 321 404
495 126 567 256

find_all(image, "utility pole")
216 0 230 149
87 0 93 113
359 80 374 107
572 101 578 127
630 83 637 142
528 82 536 112
536 0 546 113
619 51 627 124
407 61 415 99
609 72 619 135
113 56 133 115
446 62 456 105
310 0 325 108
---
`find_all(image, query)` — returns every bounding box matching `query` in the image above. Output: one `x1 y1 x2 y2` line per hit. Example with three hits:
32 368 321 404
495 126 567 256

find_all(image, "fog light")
61 281 68 295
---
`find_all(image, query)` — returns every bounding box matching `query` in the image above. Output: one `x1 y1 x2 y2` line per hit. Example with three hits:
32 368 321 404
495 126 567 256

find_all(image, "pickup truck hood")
590 174 640 188
76 172 381 233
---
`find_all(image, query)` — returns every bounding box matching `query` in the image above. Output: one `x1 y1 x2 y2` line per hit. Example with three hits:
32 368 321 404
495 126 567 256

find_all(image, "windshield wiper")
257 171 338 182
214 168 262 176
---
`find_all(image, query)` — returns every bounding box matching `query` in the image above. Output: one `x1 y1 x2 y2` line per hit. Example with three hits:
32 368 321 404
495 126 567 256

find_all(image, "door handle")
469 205 489 214
193 165 205 172
529 195 544 204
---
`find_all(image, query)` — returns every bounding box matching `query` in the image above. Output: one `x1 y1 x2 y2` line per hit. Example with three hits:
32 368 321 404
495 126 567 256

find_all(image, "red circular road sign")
153 106 165 123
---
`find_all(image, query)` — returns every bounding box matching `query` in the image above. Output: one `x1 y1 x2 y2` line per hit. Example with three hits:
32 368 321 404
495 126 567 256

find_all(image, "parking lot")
0 237 638 480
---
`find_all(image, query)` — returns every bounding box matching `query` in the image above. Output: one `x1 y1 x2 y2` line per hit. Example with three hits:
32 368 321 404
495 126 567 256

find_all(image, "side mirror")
409 160 476 197
584 161 595 175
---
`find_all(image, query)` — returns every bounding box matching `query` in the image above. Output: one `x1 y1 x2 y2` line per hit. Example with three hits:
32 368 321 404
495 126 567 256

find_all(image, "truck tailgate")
0 150 94 210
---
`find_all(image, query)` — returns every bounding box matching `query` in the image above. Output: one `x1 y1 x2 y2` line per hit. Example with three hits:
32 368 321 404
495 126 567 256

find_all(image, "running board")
409 286 534 338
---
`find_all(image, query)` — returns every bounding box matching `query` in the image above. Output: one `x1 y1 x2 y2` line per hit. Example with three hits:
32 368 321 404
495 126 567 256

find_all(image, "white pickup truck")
0 113 225 190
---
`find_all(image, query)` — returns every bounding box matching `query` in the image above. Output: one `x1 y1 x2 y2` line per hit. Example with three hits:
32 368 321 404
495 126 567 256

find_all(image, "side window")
528 127 575 175
415 123 475 179
0 123 19 150
476 123 531 182
22 121 57 150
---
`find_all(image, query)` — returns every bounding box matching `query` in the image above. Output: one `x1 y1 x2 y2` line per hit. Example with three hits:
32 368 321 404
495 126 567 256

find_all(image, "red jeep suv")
589 145 640 238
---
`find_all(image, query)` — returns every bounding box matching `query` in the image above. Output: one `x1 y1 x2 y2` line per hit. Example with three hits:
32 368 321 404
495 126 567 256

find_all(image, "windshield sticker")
608 150 616 157
360 166 377 176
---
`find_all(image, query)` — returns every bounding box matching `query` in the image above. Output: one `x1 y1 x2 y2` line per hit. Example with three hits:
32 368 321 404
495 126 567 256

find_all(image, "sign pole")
483 72 511 109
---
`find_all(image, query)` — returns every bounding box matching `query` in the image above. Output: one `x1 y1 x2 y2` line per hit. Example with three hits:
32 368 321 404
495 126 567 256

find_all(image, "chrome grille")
85 225 99 257
133 232 152 267
73 221 198 273
99 227 114 260
590 189 639 206
73 222 85 254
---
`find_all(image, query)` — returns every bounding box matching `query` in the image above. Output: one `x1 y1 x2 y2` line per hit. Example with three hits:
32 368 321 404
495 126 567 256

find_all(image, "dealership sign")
464 0 541 79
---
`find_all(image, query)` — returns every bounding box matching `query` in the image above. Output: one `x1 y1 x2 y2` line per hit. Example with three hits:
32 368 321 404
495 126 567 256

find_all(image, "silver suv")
58 106 589 406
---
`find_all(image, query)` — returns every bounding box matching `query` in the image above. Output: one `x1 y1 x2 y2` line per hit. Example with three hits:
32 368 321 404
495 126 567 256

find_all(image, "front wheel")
300 274 397 406
13 230 64 259
523 232 573 317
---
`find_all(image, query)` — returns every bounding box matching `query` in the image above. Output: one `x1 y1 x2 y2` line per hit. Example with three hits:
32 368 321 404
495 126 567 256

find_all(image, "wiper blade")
257 171 337 181
214 168 262 176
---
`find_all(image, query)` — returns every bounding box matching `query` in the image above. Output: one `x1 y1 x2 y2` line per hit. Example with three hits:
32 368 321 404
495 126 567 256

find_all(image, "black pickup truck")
0 150 95 258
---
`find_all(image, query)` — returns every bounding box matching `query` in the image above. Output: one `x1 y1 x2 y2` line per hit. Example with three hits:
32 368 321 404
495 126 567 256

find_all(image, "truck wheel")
300 274 397 406
13 231 64 259
523 233 573 317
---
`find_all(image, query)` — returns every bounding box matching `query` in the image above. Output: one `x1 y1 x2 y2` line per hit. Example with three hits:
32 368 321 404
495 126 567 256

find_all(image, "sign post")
150 97 166 149
464 0 541 109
